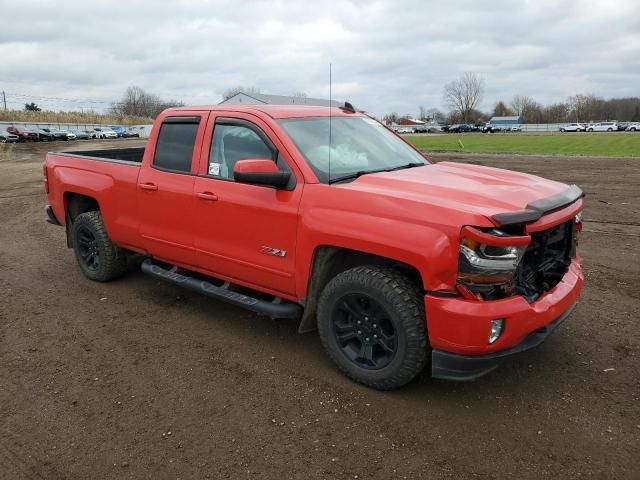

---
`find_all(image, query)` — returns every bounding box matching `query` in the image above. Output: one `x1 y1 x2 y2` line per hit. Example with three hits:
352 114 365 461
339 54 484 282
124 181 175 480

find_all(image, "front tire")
318 266 427 390
71 211 127 282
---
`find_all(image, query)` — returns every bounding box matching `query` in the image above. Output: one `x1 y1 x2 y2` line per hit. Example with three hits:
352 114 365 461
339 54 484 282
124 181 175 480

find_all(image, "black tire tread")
317 265 427 390
72 211 127 282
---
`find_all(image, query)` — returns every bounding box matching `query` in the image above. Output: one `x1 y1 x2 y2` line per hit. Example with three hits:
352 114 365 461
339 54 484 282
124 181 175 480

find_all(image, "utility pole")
2 91 6 111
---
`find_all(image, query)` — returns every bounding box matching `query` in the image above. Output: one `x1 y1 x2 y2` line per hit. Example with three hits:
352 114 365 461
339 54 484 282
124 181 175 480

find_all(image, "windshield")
278 116 427 183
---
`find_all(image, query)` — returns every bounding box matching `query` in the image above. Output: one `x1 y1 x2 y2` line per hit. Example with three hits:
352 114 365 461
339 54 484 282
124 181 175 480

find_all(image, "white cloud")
0 0 638 116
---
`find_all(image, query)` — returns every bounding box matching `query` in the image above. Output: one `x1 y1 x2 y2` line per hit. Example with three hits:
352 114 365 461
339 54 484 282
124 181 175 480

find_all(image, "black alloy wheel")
76 225 100 272
332 294 397 370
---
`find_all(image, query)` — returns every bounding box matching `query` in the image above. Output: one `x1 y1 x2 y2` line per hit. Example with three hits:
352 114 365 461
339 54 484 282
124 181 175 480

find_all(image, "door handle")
139 182 158 191
196 192 218 201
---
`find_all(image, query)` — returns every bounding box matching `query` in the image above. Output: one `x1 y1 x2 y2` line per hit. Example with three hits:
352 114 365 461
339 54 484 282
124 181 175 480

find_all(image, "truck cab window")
209 124 275 179
153 120 199 173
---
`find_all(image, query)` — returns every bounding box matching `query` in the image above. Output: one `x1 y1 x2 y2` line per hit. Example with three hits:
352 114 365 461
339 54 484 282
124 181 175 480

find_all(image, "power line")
5 91 111 105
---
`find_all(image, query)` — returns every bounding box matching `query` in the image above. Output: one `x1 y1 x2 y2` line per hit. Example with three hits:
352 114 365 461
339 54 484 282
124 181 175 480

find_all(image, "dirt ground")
1 139 638 479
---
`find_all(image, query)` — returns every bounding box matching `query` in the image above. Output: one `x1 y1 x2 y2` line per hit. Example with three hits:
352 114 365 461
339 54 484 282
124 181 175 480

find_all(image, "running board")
141 259 303 319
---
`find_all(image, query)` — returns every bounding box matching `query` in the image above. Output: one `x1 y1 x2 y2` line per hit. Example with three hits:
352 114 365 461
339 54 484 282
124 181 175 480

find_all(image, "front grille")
515 219 575 302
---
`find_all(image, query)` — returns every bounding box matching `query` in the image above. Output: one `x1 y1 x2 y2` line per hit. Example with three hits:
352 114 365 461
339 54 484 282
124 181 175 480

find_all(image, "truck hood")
340 161 570 221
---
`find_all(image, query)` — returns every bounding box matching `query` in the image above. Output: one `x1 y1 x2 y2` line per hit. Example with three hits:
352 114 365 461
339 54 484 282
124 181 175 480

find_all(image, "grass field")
406 133 640 157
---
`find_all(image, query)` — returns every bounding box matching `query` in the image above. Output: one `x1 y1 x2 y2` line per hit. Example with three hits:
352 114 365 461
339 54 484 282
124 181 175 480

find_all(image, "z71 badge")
260 246 287 257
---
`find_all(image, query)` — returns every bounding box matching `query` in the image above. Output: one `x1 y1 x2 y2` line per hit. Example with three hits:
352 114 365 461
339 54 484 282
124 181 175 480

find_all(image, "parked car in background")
396 127 414 134
586 122 617 132
625 122 640 132
37 129 55 142
483 124 503 133
510 125 522 132
0 132 20 143
110 126 127 137
61 130 76 141
560 123 586 132
448 124 475 133
74 130 90 140
6 126 39 142
122 129 140 138
91 128 118 139
42 128 76 141
616 122 629 131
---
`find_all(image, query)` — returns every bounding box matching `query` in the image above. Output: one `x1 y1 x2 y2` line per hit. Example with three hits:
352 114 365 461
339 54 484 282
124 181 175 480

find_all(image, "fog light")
488 319 505 344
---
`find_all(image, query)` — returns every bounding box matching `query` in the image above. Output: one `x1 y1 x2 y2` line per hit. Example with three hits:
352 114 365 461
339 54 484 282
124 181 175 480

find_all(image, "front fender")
295 206 459 298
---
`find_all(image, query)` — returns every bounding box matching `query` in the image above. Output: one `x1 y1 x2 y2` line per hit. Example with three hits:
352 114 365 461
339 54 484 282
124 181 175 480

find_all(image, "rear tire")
317 266 427 390
71 211 127 282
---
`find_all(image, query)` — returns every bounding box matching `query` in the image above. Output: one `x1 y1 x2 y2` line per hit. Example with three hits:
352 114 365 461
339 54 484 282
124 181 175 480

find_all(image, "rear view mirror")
233 159 291 188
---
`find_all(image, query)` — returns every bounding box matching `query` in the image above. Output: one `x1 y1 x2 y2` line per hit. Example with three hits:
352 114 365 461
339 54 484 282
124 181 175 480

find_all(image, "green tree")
24 102 41 112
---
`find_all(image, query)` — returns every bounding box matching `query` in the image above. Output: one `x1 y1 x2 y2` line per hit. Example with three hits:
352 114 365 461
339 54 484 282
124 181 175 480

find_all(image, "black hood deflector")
492 185 584 226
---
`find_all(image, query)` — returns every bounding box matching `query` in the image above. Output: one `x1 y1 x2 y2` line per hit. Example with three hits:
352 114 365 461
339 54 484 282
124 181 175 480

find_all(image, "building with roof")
219 92 342 108
397 118 425 126
488 115 523 125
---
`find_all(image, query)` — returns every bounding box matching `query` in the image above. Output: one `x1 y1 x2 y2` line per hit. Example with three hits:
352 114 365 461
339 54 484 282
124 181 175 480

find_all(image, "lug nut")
365 337 370 342
364 316 369 321
372 324 377 328
373 334 378 339
357 330 362 334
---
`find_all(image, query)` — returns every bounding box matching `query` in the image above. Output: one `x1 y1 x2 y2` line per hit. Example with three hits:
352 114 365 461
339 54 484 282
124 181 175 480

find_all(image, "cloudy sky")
1 0 638 117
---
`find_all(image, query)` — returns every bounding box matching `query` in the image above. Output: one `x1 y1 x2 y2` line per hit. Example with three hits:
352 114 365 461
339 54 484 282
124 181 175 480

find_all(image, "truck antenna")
329 63 332 183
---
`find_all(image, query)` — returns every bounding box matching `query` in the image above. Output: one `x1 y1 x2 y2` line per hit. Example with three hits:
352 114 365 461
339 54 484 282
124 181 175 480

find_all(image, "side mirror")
233 159 291 188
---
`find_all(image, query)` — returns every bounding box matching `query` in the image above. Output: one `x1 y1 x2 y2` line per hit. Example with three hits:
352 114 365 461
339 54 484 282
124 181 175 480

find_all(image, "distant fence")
484 123 570 132
518 123 563 132
0 121 154 138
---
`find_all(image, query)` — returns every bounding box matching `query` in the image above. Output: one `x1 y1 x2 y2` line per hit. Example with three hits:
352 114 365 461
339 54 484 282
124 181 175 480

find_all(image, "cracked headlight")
457 227 530 300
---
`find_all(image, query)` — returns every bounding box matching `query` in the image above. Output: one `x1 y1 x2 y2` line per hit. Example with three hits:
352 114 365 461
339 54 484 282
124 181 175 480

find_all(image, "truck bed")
62 147 145 164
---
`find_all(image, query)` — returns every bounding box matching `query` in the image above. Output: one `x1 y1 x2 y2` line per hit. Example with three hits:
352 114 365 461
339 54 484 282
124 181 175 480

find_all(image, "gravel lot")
1 140 638 479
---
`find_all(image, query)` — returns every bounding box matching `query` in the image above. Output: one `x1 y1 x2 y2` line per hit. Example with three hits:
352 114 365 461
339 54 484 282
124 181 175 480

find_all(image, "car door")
137 112 208 267
192 114 303 297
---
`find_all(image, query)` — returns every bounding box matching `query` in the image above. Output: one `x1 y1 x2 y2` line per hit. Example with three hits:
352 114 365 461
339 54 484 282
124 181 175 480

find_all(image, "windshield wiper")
328 162 425 184
386 162 425 171
329 168 389 184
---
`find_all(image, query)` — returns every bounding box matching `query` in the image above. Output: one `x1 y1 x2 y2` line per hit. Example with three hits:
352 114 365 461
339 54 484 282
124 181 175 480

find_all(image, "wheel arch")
63 191 101 247
297 245 425 333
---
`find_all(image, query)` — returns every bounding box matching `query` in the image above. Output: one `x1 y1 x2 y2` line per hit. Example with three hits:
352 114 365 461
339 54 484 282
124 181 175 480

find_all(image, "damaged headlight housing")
457 227 530 300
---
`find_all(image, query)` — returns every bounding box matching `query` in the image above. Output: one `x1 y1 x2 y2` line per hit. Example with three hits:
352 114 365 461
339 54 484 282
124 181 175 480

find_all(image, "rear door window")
153 117 200 173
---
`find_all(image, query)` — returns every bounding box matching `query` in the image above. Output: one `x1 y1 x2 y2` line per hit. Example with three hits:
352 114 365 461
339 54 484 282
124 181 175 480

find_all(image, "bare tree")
566 94 599 122
222 86 261 100
542 103 568 123
111 86 183 118
418 106 427 121
426 108 445 123
510 95 536 118
382 112 399 124
443 72 484 123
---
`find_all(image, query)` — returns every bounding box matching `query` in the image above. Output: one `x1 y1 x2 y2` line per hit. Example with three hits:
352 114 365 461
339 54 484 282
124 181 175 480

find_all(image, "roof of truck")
163 104 362 119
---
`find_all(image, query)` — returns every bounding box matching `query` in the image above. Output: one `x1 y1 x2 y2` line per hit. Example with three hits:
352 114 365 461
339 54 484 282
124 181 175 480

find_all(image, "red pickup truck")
44 104 584 389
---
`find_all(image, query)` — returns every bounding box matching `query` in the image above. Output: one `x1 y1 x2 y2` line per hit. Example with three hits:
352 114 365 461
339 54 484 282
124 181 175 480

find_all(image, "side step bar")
141 259 303 319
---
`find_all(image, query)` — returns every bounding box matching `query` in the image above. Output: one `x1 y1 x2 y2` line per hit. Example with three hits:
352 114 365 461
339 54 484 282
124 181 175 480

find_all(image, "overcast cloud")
1 0 639 117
